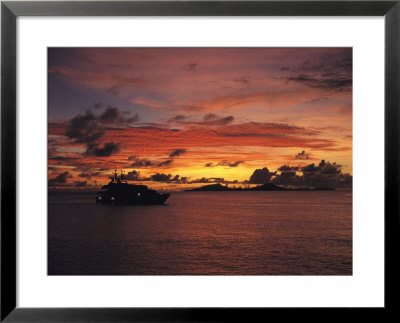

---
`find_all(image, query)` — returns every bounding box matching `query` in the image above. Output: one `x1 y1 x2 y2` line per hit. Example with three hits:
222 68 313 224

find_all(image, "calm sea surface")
48 191 352 275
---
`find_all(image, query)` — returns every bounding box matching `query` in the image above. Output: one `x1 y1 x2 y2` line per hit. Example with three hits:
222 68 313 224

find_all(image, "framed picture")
1 0 399 321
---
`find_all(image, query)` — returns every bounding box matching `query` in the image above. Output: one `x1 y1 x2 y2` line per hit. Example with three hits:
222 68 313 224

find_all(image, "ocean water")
48 190 352 275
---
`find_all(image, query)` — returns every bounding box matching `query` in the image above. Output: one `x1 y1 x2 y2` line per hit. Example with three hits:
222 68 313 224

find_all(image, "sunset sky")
48 48 352 190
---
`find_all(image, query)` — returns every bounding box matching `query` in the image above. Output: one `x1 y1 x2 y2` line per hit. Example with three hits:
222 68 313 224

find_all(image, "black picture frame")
1 1 399 321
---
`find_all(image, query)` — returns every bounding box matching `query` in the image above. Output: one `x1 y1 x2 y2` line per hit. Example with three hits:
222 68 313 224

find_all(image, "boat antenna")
114 168 118 182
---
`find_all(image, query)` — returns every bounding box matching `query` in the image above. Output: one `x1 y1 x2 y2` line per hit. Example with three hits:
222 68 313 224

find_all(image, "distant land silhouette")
188 183 334 192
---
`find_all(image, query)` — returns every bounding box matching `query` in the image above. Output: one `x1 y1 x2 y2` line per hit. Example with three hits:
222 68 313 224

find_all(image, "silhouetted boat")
96 169 170 205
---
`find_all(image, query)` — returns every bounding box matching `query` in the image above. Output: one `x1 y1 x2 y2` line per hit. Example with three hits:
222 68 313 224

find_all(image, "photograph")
48 47 352 275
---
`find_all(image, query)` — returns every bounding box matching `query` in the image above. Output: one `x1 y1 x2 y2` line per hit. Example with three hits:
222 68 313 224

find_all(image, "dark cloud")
150 173 172 182
168 113 234 126
209 177 225 183
217 160 244 167
171 174 180 182
66 109 103 145
89 142 120 157
66 107 138 157
207 115 234 126
166 174 187 183
319 160 341 175
128 154 177 168
132 122 168 130
168 115 187 123
301 160 341 174
203 113 218 121
205 160 244 168
138 173 188 183
92 102 103 109
169 149 187 158
301 171 351 188
129 158 154 167
125 170 141 181
272 160 352 188
99 106 122 123
99 106 139 124
272 171 301 186
287 75 352 91
299 160 351 188
158 159 174 167
183 63 197 71
200 114 235 126
284 53 352 92
295 150 310 160
189 177 226 184
190 177 212 184
48 171 71 187
129 173 187 183
278 165 299 172
301 163 319 173
248 167 276 184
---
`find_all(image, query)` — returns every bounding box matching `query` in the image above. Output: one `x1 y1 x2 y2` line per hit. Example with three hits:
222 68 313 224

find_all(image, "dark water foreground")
48 190 352 275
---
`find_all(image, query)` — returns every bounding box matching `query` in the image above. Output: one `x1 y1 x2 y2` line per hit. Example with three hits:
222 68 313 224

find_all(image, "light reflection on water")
48 191 352 275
